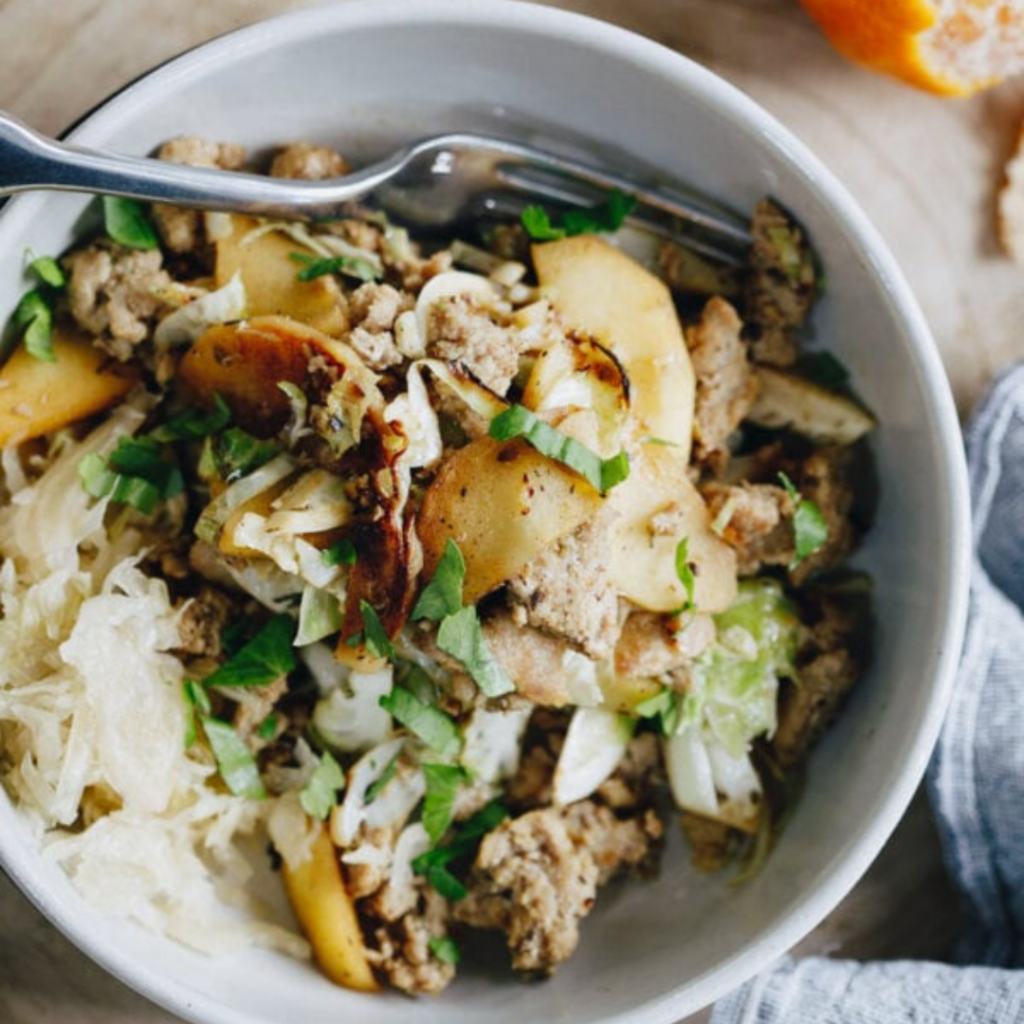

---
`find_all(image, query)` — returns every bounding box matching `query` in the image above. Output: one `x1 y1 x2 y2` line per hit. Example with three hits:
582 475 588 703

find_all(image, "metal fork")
0 112 750 265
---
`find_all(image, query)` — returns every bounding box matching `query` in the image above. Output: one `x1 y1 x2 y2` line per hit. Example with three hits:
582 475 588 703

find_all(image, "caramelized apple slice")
532 235 696 457
178 314 381 437
280 822 379 992
606 444 737 614
416 435 603 605
214 214 345 336
0 324 138 446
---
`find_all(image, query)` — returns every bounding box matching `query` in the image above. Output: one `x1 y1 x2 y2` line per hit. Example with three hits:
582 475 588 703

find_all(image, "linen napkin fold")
710 363 1024 1024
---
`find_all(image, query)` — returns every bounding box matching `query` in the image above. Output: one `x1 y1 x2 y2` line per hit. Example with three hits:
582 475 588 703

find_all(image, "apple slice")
606 443 737 614
532 235 695 457
416 434 603 604
178 314 382 437
0 324 138 446
214 214 346 336
279 822 379 992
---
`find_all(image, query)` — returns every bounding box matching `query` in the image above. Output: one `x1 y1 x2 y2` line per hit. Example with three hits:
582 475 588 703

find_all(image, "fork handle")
0 111 375 219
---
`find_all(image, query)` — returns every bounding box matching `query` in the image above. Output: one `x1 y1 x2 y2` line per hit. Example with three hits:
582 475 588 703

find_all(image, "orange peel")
797 0 1024 97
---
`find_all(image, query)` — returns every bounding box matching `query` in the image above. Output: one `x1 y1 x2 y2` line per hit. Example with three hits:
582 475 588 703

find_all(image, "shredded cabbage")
553 707 634 806
0 411 303 957
663 725 762 830
153 272 247 348
683 578 799 757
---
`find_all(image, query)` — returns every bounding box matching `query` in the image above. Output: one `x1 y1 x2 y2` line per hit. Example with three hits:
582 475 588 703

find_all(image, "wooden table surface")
1 0 1019 1021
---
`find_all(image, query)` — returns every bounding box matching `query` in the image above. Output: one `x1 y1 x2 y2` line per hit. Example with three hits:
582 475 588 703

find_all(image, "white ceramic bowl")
0 2 970 1022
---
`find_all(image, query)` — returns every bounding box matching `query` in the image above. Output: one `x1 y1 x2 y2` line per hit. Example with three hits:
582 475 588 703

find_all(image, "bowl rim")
0 1 972 1022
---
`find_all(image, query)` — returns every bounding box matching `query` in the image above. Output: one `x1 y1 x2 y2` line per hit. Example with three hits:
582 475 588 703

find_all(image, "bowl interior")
0 3 969 1023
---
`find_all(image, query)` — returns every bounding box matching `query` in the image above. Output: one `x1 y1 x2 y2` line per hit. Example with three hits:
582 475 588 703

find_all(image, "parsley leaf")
421 763 468 846
778 472 829 567
409 539 512 698
203 613 297 690
257 712 278 741
11 290 56 362
321 538 357 567
299 751 346 820
436 606 515 698
79 436 184 514
289 251 381 283
457 798 509 841
149 395 232 442
418 860 467 901
412 539 466 621
201 717 267 799
379 685 461 756
411 799 509 900
204 427 281 483
27 255 66 289
489 404 629 495
357 600 395 660
675 537 696 613
520 188 636 241
102 195 159 250
5 252 68 363
221 616 253 658
428 936 461 965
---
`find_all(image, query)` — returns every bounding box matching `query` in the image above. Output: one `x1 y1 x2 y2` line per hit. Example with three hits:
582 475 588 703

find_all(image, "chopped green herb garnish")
412 539 466 621
418 860 467 901
27 255 66 289
79 435 184 514
203 613 297 690
675 537 696 613
182 678 212 748
411 799 509 900
11 290 56 362
436 606 515 698
521 188 636 241
321 538 357 567
201 717 267 799
489 403 629 495
107 435 180 483
102 195 159 250
149 395 232 442
256 712 279 741
299 751 346 820
221 616 253 658
778 472 828 567
357 600 395 661
79 452 161 513
409 540 511 698
457 798 509 841
396 661 438 706
635 688 683 737
803 351 850 391
379 685 461 756
5 252 67 363
421 763 468 846
289 251 381 283
364 753 400 803
206 427 281 482
428 936 461 965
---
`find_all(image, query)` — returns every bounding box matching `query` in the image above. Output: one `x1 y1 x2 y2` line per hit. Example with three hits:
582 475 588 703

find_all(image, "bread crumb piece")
998 125 1024 263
